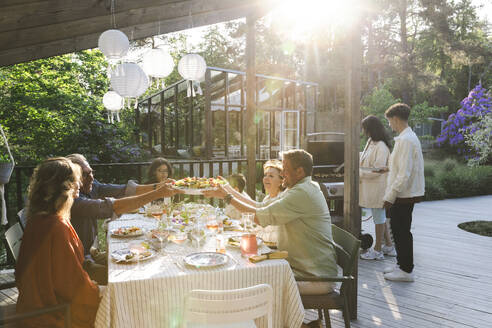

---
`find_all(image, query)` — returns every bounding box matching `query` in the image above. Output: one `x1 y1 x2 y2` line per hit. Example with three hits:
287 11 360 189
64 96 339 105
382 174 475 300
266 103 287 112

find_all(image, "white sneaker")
382 245 397 257
383 264 397 274
360 248 384 260
384 267 414 282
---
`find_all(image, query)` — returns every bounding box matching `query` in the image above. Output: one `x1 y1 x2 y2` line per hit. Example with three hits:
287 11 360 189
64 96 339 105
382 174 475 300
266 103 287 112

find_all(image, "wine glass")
191 222 205 251
154 226 168 254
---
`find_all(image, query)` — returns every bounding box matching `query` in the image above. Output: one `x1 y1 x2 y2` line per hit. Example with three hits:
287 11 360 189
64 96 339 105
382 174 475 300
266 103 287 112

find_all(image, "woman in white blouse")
222 160 284 243
359 115 396 260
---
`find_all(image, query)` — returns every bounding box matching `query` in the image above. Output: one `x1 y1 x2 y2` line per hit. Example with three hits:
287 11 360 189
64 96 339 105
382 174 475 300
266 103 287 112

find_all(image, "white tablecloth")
95 214 304 328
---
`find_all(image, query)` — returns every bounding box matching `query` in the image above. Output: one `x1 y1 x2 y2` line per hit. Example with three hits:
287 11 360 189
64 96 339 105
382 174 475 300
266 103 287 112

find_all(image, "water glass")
241 212 255 232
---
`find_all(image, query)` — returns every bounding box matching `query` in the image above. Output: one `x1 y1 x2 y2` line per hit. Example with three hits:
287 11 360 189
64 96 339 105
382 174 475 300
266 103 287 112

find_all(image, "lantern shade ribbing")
178 54 207 81
142 48 174 78
103 91 124 111
98 29 129 60
110 63 149 98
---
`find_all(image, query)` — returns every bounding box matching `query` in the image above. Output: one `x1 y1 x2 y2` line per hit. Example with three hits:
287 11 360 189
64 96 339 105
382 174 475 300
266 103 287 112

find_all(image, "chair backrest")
184 284 273 328
5 222 23 261
331 224 360 287
17 208 26 230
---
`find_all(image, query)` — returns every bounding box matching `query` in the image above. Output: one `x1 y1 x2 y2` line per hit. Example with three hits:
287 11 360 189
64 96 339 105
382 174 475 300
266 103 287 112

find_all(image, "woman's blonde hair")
27 157 81 219
263 160 283 175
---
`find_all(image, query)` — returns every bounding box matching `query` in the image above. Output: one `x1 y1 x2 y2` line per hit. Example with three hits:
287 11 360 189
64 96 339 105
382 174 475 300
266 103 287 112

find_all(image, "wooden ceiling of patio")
0 0 276 67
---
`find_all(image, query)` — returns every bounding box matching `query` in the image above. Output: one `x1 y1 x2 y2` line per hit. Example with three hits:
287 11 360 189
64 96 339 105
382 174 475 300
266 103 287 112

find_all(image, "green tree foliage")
0 51 145 164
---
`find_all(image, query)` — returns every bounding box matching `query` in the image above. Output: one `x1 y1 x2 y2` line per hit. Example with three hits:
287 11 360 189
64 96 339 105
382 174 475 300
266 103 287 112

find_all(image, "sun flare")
271 0 357 40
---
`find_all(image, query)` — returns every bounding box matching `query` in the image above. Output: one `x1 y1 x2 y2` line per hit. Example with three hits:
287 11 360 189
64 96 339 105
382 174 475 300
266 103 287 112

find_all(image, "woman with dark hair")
16 157 100 328
359 115 396 260
147 157 173 184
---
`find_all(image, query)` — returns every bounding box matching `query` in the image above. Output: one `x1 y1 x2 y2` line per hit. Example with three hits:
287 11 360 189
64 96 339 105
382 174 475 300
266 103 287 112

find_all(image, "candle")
240 233 258 258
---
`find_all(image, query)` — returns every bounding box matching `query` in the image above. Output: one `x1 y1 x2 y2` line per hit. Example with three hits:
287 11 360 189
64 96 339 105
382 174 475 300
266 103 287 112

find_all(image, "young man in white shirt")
382 103 425 282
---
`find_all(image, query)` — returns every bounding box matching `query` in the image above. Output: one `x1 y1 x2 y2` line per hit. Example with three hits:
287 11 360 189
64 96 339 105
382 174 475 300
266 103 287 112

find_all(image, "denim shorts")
368 208 386 224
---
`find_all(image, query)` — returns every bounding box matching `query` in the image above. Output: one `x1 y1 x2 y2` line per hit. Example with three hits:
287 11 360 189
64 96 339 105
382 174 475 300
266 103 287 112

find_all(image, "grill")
307 132 373 250
306 133 345 224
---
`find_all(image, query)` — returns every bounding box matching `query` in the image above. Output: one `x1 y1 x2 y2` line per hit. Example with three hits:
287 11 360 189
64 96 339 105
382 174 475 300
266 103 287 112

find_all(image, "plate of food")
227 235 263 248
111 246 155 263
223 218 241 231
183 252 229 268
173 177 227 195
110 226 144 238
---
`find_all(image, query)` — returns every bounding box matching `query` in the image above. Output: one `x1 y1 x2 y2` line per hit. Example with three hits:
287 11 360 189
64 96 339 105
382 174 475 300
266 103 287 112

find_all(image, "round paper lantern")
142 48 174 78
103 91 124 111
178 54 207 81
98 29 129 60
110 63 149 98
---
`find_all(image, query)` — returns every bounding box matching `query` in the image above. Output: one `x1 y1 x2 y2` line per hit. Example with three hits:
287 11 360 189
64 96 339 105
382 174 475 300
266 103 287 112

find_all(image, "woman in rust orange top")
15 157 100 328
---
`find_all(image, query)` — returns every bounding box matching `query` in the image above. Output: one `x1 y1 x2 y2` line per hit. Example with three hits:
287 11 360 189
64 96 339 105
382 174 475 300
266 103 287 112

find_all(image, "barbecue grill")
306 132 373 250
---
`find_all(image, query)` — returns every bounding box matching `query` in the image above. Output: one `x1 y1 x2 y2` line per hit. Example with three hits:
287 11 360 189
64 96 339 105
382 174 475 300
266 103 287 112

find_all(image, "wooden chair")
0 302 71 328
1 222 71 327
184 284 273 327
296 224 360 328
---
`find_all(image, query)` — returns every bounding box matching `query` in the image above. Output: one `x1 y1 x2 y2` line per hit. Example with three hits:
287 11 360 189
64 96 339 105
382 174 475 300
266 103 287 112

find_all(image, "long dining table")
94 210 304 328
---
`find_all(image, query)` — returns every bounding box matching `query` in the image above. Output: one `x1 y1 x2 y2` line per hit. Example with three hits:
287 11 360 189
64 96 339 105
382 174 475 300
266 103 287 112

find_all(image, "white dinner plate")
111 248 155 263
183 252 229 268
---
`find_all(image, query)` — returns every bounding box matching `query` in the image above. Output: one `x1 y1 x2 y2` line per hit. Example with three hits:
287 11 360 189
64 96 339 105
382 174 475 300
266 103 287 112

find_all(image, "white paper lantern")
98 29 129 60
178 54 207 81
103 91 124 110
142 48 174 78
110 63 149 98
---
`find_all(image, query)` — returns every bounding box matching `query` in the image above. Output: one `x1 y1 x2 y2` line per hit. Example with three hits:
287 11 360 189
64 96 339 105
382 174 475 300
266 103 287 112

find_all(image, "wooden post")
246 14 257 199
204 69 213 159
343 14 362 320
160 92 165 155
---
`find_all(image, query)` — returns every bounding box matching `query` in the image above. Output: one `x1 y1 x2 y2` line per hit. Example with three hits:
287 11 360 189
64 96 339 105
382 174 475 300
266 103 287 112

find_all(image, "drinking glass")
241 213 255 232
154 227 168 254
191 222 205 251
149 204 162 220
240 233 258 258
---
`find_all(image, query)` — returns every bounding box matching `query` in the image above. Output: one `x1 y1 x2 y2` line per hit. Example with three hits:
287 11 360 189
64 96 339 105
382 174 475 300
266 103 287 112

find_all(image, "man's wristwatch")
224 193 233 205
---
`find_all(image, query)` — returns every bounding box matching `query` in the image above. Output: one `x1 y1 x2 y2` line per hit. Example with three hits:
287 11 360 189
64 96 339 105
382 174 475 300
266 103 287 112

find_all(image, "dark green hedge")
424 160 492 200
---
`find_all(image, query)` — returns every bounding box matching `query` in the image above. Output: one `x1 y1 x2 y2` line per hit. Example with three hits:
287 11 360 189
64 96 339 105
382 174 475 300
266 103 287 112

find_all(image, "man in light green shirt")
205 149 337 280
256 150 337 278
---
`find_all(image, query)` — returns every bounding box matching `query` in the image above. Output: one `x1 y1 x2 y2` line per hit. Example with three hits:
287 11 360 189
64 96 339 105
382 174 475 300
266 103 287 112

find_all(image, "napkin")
249 251 288 263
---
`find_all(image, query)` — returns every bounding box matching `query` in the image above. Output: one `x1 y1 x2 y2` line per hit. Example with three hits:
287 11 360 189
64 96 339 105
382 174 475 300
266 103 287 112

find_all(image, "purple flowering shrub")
437 84 492 159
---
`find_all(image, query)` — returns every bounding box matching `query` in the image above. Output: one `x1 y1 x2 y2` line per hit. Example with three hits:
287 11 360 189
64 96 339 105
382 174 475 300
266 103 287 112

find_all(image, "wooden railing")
0 158 266 267
3 158 267 224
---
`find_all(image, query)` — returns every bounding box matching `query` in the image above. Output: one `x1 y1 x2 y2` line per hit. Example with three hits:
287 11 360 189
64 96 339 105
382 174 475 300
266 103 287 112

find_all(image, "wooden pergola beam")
343 13 362 320
246 14 257 199
0 0 278 67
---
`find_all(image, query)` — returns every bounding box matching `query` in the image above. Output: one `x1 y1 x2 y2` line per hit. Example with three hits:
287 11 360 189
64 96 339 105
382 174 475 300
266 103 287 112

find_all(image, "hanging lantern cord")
110 0 117 29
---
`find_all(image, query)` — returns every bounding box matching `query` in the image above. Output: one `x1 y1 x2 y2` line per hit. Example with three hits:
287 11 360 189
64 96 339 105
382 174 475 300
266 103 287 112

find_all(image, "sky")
473 0 492 22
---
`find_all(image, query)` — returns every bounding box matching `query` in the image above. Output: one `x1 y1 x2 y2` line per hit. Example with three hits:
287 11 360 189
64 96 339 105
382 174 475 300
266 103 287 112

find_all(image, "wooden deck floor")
305 195 492 327
2 196 491 327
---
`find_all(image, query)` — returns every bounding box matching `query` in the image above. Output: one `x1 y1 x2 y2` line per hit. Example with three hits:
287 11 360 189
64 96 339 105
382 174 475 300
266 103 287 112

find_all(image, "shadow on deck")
305 195 492 327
